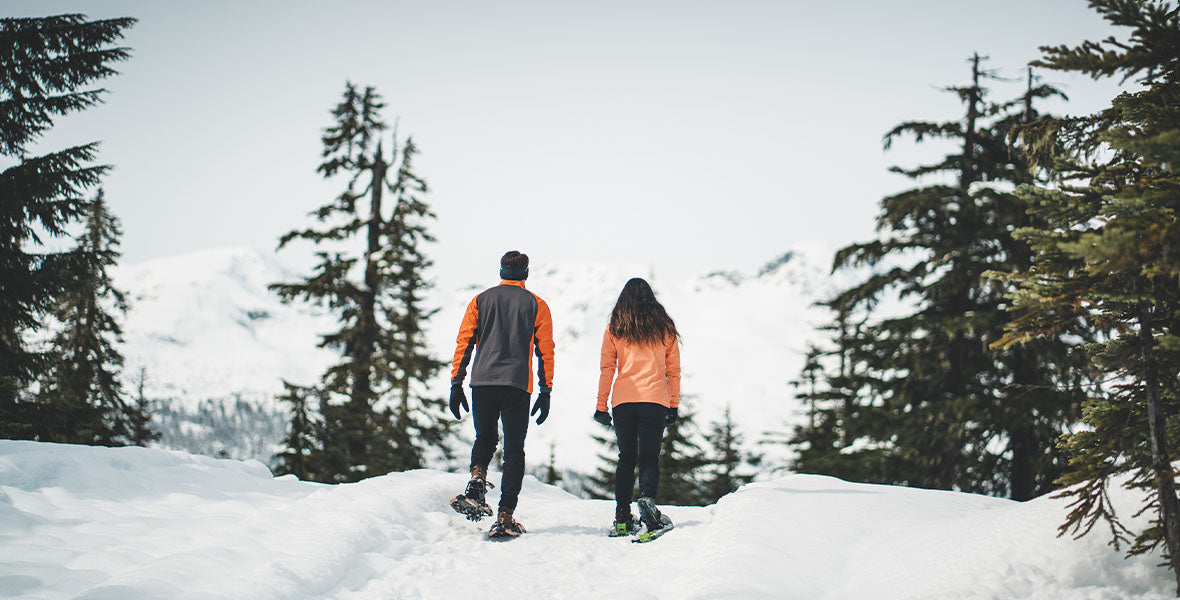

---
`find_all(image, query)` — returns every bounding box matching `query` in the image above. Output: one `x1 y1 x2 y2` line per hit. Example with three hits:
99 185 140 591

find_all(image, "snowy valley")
113 245 834 480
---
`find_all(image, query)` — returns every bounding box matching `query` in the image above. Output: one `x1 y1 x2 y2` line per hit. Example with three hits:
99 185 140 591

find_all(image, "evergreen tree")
271 83 448 482
996 0 1180 589
791 55 1088 499
34 189 145 444
583 427 617 500
544 441 561 486
273 381 318 480
378 140 453 471
700 405 758 503
0 14 134 435
782 317 882 482
127 366 158 447
658 406 709 506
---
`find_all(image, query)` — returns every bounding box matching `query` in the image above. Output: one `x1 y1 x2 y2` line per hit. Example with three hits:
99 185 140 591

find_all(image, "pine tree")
657 405 709 506
0 14 135 435
273 381 318 480
996 1 1180 590
791 55 1088 499
127 366 158 447
378 141 453 471
583 427 617 500
544 441 561 486
700 405 758 503
271 83 448 482
34 189 145 444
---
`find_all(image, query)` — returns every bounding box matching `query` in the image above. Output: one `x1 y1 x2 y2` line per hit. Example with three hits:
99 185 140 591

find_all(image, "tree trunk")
960 53 981 192
1008 425 1036 501
347 148 387 467
1136 277 1180 595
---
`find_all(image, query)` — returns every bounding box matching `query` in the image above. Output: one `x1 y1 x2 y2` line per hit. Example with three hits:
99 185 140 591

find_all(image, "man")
448 250 555 538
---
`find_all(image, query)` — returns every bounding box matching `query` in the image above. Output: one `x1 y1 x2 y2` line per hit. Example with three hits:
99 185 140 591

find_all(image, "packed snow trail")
0 441 1171 599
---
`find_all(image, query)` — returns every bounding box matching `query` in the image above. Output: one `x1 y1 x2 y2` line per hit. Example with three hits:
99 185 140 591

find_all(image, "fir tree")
791 55 1088 499
658 404 709 506
700 405 758 504
378 141 452 471
0 14 134 435
127 366 158 447
34 189 145 444
996 0 1180 589
271 83 448 482
273 381 318 480
583 426 617 500
545 441 561 486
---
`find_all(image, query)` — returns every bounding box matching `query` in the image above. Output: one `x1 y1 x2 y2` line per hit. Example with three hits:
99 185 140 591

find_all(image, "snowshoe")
634 497 674 543
450 470 494 522
488 510 526 540
608 515 642 537
608 507 642 537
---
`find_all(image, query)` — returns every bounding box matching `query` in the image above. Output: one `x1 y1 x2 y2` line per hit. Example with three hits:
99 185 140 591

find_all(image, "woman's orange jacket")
596 329 680 411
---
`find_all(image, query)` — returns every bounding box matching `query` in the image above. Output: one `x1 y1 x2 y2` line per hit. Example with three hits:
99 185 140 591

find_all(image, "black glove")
665 407 678 427
531 390 551 425
593 410 612 428
449 384 469 420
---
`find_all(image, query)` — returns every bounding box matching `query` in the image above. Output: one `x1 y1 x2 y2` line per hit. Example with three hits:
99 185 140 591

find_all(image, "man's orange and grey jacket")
451 280 555 395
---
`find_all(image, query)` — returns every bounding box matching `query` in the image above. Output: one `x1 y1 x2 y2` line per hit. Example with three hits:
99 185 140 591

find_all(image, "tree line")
0 14 153 446
786 0 1180 592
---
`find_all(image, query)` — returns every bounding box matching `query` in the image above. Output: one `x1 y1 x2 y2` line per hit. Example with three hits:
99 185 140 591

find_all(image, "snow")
112 245 838 473
0 440 1171 599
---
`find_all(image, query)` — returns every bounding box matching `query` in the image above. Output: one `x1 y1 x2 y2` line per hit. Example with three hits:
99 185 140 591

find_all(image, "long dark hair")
608 278 679 345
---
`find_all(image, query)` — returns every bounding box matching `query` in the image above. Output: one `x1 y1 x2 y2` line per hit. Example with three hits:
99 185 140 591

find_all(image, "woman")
595 277 681 537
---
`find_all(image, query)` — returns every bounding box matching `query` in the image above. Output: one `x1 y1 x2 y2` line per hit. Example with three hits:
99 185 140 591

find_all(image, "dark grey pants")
470 385 530 512
613 402 666 513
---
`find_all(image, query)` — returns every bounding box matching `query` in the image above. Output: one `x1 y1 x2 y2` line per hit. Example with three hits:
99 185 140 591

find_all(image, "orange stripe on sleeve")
450 296 479 384
533 295 555 391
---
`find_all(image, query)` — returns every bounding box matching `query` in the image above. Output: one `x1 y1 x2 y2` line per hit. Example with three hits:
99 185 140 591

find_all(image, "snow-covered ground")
113 245 836 473
0 440 1170 600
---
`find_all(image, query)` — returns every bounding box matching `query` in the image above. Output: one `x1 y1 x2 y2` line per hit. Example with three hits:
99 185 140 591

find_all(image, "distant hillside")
113 245 836 477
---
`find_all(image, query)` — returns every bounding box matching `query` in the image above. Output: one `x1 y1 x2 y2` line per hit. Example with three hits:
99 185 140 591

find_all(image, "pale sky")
8 0 1124 287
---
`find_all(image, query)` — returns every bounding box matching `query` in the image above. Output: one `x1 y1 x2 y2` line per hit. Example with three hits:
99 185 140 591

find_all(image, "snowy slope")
0 440 1170 600
115 246 340 404
113 245 835 474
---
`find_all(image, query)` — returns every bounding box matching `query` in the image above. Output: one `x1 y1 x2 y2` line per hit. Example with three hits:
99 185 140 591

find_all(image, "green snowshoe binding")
608 509 642 537
634 497 674 543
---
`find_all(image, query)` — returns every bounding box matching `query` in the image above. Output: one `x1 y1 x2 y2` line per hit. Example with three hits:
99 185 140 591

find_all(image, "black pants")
470 385 530 513
613 402 666 513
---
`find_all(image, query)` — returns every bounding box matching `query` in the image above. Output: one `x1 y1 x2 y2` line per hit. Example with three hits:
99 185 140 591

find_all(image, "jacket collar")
499 279 527 289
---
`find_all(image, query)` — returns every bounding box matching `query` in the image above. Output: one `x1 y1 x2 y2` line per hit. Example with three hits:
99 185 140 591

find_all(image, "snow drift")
0 440 1170 599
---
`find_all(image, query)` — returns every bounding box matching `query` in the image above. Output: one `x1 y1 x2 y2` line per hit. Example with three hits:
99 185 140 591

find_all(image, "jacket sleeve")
665 335 681 409
533 296 555 392
450 296 479 385
597 329 616 412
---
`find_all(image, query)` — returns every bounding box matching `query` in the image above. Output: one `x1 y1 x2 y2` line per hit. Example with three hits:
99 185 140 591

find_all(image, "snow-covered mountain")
114 245 836 475
0 440 1171 599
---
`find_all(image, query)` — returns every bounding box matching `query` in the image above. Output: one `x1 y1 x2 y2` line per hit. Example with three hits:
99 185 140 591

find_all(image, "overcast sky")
9 1 1125 287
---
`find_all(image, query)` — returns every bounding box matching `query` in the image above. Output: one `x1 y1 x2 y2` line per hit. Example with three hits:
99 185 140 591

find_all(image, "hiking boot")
637 497 672 531
610 507 641 537
489 509 526 539
450 465 494 522
464 465 490 505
